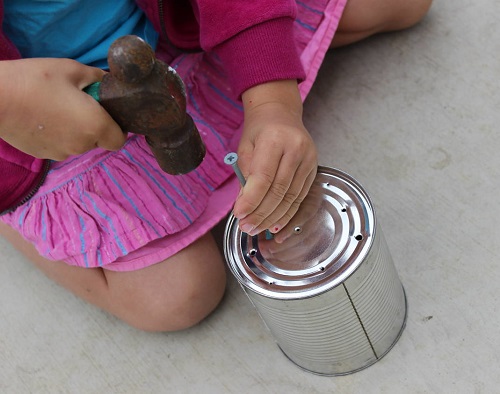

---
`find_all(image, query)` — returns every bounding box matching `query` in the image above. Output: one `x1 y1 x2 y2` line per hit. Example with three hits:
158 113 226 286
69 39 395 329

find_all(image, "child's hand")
0 58 125 160
234 80 318 236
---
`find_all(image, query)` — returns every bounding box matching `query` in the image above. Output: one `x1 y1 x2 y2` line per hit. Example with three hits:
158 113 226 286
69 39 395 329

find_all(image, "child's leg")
332 0 433 48
0 220 226 332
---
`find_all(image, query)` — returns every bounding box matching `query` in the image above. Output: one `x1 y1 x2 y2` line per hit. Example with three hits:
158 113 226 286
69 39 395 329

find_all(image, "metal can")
224 167 407 375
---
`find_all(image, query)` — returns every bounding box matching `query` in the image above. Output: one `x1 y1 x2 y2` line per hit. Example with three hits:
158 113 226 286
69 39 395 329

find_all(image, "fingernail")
240 223 255 234
270 225 281 234
234 211 248 220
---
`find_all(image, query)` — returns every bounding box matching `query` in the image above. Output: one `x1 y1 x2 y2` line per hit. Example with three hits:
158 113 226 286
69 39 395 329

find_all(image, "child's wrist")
242 79 303 118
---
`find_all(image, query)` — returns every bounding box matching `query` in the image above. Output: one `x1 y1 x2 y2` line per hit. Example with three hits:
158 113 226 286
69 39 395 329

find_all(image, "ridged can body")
224 167 407 375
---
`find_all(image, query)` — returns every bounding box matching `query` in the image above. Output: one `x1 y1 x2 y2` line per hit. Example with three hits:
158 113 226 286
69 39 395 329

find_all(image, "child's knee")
338 0 433 34
397 0 433 29
156 268 227 332
118 259 227 332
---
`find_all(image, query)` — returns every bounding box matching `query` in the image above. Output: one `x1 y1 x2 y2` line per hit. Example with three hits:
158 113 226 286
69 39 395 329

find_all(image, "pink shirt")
0 0 305 213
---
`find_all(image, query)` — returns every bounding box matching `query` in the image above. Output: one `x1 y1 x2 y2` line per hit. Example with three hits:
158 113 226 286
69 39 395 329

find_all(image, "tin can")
224 167 407 375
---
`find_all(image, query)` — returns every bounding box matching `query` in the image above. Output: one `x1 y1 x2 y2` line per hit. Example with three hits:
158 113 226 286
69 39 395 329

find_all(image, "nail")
233 210 248 220
240 223 255 234
270 225 281 234
224 152 246 186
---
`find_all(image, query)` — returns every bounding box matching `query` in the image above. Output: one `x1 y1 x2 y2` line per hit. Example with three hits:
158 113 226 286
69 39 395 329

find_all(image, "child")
0 0 432 331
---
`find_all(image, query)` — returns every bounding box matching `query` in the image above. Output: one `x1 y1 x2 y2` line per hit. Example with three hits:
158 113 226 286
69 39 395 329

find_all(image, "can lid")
224 167 376 300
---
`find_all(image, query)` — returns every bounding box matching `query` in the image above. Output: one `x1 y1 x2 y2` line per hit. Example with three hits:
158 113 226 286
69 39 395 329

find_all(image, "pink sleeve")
194 0 306 98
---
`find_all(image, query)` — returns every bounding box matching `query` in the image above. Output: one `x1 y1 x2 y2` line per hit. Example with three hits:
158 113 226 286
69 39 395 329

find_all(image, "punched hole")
354 234 363 241
294 226 302 234
248 248 257 257
319 266 325 271
341 207 347 212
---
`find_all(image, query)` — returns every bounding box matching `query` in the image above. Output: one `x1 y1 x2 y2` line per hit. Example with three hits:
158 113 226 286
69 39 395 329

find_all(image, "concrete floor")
1 1 499 392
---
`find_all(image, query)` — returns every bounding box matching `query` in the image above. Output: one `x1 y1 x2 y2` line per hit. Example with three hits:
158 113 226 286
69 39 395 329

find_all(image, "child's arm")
0 58 125 160
234 79 318 236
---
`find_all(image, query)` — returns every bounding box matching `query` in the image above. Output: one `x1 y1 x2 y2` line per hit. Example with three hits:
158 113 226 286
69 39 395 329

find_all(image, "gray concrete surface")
1 1 498 392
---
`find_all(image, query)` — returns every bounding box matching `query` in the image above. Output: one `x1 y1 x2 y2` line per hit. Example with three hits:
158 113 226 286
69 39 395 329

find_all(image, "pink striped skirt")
1 0 347 271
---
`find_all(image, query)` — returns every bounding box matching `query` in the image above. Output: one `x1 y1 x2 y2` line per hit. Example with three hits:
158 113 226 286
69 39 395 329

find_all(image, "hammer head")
98 35 206 175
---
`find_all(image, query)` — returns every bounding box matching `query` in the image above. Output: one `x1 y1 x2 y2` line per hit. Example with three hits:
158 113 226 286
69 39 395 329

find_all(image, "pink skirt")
1 0 347 271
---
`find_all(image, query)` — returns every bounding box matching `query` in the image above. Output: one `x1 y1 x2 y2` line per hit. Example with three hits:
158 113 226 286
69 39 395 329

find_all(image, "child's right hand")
0 58 126 160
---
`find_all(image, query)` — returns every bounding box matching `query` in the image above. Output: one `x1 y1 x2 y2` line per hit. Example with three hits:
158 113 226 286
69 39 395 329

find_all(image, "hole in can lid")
248 248 257 257
354 234 363 241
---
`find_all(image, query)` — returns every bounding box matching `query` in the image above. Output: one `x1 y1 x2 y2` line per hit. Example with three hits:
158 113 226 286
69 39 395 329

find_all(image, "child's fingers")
237 138 317 236
73 66 127 152
239 154 304 235
72 62 107 89
271 170 320 244
262 166 315 238
94 118 127 151
233 141 283 220
89 100 127 151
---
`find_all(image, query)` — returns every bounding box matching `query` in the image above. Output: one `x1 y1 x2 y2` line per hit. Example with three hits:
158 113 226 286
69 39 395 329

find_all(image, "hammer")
84 35 206 175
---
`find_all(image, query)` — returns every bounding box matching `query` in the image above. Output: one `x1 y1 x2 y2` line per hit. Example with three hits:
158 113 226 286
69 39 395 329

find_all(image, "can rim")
223 166 377 300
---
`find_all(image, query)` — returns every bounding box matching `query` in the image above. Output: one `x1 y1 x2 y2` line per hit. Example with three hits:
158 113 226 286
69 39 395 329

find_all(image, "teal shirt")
3 0 159 68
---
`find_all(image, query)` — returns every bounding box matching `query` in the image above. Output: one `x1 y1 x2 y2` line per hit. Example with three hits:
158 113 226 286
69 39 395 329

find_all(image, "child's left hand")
234 80 318 236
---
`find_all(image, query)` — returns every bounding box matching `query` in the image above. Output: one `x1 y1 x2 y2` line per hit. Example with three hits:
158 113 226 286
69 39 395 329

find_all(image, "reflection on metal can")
224 167 407 375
